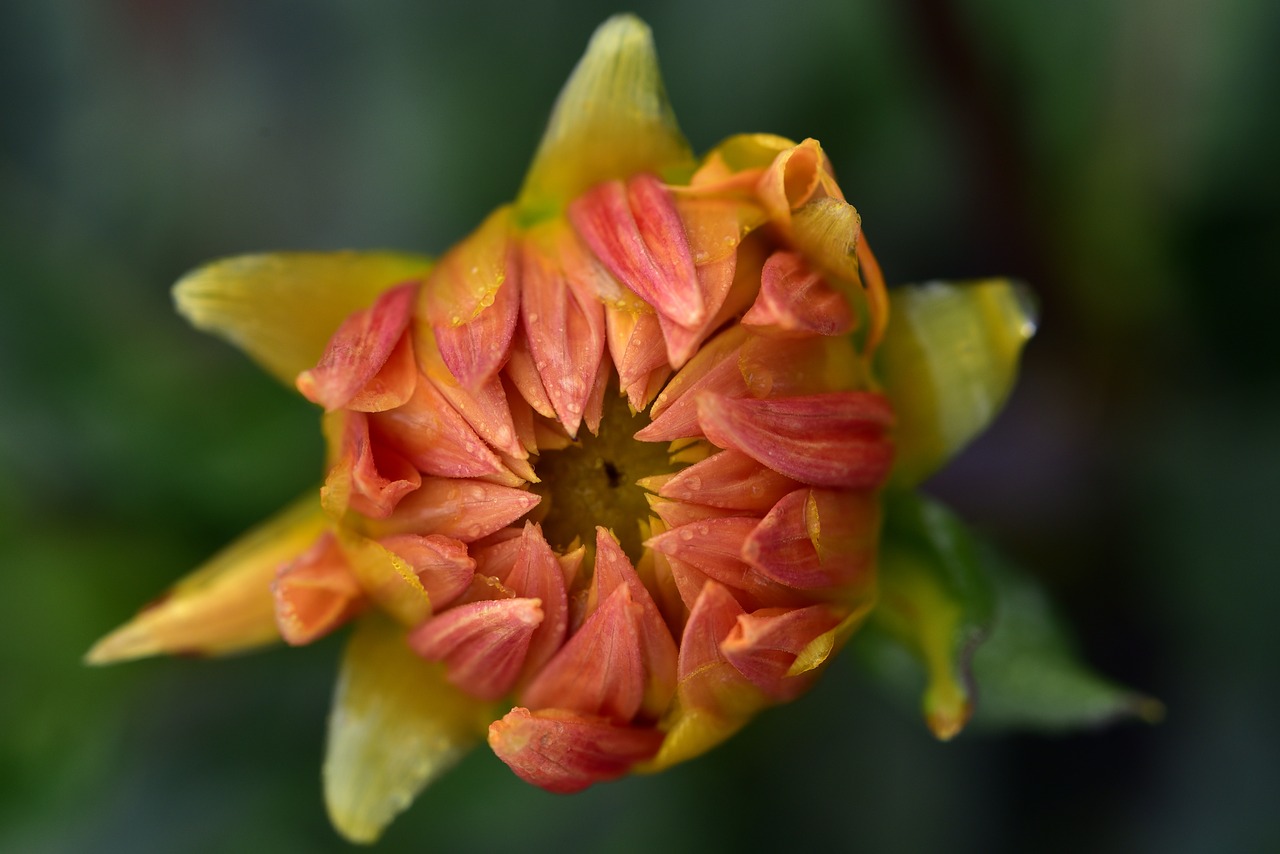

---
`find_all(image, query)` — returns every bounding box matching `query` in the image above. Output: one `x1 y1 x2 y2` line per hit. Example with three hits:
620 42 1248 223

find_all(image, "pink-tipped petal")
520 229 607 437
658 449 801 512
743 488 879 591
378 534 476 610
488 708 664 794
504 523 569 682
676 581 764 719
721 604 844 701
323 411 422 519
569 175 704 328
742 250 854 336
520 584 644 722
408 598 543 700
647 517 807 609
696 391 894 489
272 533 365 646
504 330 557 419
636 327 750 442
297 283 417 412
590 529 679 717
373 478 540 542
419 207 517 386
371 381 503 479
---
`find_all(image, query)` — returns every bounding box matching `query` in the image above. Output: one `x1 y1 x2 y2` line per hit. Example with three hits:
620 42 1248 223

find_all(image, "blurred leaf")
859 492 1159 736
969 550 1163 731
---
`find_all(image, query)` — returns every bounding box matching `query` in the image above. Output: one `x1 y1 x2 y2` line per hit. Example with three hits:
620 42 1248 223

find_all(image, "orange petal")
658 449 801 512
488 707 664 794
371 478 540 542
569 174 705 329
520 584 644 721
696 391 894 489
378 534 475 610
504 329 557 419
407 597 544 701
720 604 845 701
742 250 854 336
504 522 569 682
370 381 504 479
297 283 417 412
272 532 364 645
756 138 825 227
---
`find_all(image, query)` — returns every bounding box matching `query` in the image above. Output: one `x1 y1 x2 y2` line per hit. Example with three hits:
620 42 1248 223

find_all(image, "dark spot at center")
603 460 621 488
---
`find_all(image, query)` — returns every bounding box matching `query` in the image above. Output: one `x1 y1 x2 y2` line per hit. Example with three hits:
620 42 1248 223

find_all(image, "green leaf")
857 492 1160 737
969 551 1163 731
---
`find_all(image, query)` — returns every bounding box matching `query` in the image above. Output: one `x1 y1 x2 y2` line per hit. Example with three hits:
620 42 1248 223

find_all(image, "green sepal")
860 491 993 739
877 279 1037 487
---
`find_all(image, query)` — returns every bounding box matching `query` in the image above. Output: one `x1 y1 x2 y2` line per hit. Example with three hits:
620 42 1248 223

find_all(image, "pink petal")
272 532 364 645
635 326 750 442
520 231 607 438
488 707 664 794
658 449 801 512
742 488 879 591
676 581 761 716
520 584 644 722
647 517 808 610
741 250 855 336
590 529 678 719
372 478 539 542
504 522 569 683
370 381 503 479
378 534 476 610
504 330 558 419
407 597 543 700
322 410 421 519
569 175 704 328
297 282 417 412
720 604 844 701
419 207 518 386
696 391 894 489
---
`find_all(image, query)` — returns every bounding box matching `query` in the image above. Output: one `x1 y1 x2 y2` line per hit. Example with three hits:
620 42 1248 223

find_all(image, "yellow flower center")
529 388 675 562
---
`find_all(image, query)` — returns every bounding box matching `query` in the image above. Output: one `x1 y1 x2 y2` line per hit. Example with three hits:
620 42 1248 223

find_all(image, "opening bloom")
87 15 1052 844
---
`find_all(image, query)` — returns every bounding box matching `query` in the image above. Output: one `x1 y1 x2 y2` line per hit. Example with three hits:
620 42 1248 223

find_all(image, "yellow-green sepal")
515 15 694 224
85 493 325 663
877 279 1036 486
323 614 492 844
174 251 434 387
862 491 993 739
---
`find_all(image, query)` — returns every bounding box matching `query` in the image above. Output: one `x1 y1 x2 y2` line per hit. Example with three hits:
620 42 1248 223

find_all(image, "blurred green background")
2 1 1277 851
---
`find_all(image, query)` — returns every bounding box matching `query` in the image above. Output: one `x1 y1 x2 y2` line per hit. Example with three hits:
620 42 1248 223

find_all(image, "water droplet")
445 487 460 501
470 266 480 276
694 251 709 264
685 475 702 491
450 314 463 325
480 292 496 308
678 528 694 541
749 484 763 496
696 524 709 537
528 313 539 324
467 524 483 539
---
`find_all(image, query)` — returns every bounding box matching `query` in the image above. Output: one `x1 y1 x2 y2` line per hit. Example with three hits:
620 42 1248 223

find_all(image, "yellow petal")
324 614 489 844
877 279 1037 486
85 494 325 663
174 252 434 387
516 15 693 222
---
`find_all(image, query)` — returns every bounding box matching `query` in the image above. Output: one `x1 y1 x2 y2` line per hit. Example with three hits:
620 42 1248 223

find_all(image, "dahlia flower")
87 15 1152 843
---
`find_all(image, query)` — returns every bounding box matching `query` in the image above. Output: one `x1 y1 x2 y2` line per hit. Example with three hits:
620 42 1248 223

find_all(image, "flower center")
529 389 675 562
